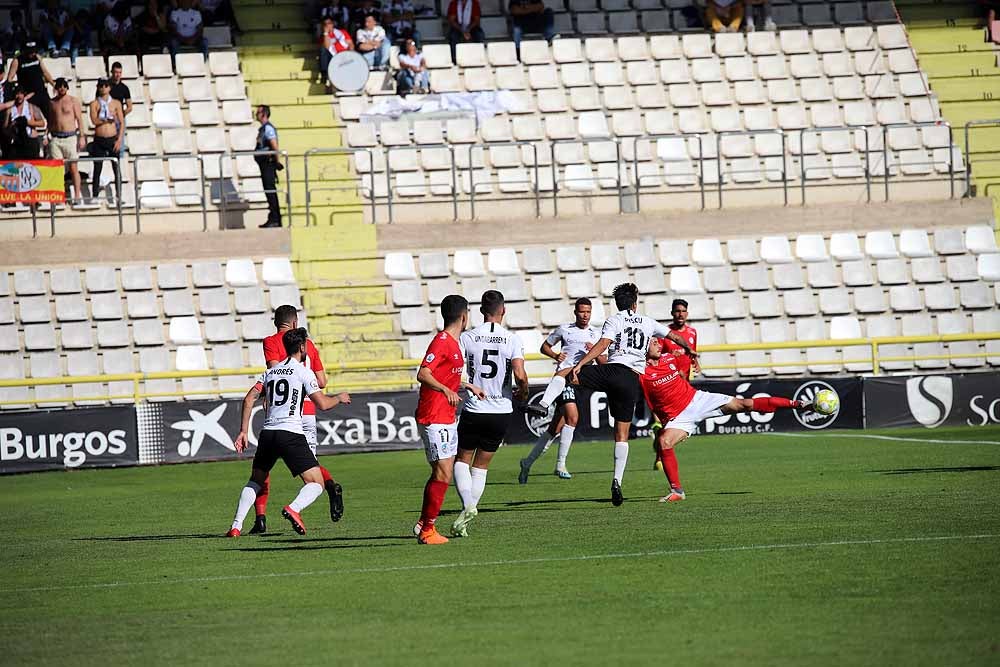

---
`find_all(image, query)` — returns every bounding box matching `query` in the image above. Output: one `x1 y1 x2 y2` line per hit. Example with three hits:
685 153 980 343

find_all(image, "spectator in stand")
356 14 390 70
319 0 350 30
136 0 169 55
197 0 241 33
93 0 120 46
88 78 124 202
446 0 484 64
109 61 132 118
254 104 282 228
707 0 743 33
5 42 55 120
983 1 1000 43
1 10 31 60
102 2 135 57
46 77 85 203
351 0 382 32
319 17 354 91
384 0 419 46
396 38 429 95
40 0 74 58
744 0 775 32
508 0 555 55
3 85 46 159
169 0 209 62
71 9 95 59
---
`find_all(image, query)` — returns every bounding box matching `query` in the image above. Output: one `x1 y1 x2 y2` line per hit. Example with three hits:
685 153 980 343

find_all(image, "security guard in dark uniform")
255 105 282 228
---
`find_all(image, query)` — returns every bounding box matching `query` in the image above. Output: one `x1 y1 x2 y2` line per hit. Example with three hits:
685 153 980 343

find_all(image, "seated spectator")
707 0 743 33
319 17 354 91
396 38 429 95
1 10 31 59
384 0 420 46
352 0 382 32
169 0 209 62
136 0 169 55
983 1 1000 43
744 0 775 32
71 9 95 59
197 0 240 33
40 0 74 57
447 0 485 64
319 0 350 30
102 2 136 57
356 14 390 70
3 85 46 159
508 0 555 54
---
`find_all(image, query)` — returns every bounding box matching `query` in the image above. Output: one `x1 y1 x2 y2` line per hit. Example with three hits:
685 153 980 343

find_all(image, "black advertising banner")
864 372 1000 429
0 405 138 474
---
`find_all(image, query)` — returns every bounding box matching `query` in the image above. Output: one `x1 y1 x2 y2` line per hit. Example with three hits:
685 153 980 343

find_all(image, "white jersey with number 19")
460 322 524 414
601 310 669 373
255 358 321 435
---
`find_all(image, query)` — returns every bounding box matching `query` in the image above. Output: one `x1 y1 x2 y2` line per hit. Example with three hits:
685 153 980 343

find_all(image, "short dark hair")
440 294 468 326
574 297 592 310
282 327 309 356
257 104 271 118
480 289 504 316
273 304 298 327
111 61 123 71
96 78 110 89
54 77 68 89
14 84 26 95
671 298 689 310
612 283 639 311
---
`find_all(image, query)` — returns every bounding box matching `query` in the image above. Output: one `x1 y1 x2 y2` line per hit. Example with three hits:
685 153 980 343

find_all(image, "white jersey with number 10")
460 322 524 414
255 358 321 435
601 310 669 373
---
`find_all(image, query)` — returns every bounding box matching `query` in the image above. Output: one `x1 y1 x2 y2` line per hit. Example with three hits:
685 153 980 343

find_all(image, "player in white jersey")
450 290 530 537
519 297 605 483
226 328 351 537
527 283 698 506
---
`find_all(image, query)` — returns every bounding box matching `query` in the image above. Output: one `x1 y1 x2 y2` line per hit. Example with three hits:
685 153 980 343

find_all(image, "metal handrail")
962 118 1000 198
219 149 290 227
632 132 707 211
304 146 379 225
385 143 459 221
132 154 207 233
713 129 787 208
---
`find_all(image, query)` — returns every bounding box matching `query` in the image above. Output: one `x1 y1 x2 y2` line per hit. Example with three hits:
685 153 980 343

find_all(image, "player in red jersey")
653 298 698 469
642 338 815 502
412 294 485 544
247 305 344 535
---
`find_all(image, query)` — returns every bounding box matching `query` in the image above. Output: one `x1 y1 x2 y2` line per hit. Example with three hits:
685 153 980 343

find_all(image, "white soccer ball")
813 389 840 416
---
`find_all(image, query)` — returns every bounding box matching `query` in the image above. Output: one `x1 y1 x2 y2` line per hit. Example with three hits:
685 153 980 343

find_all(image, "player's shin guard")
454 461 475 509
253 476 270 516
539 375 566 407
232 481 262 530
289 482 324 512
470 467 488 506
613 442 629 484
659 448 681 490
419 479 448 527
556 425 575 468
751 396 796 413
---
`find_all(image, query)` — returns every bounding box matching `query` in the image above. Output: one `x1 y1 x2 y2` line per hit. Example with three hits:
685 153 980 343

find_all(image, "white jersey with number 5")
460 322 524 414
255 358 321 435
601 309 668 373
545 323 600 371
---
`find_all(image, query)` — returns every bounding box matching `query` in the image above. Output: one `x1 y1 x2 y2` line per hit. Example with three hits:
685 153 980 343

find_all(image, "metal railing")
963 118 1000 198
219 149 291 228
133 154 208 233
3 333 1000 407
303 147 375 225
32 155 124 237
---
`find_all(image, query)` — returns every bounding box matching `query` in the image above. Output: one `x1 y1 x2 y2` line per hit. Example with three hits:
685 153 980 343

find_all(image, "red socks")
254 475 270 516
752 396 796 413
659 448 681 490
319 465 333 484
419 479 449 527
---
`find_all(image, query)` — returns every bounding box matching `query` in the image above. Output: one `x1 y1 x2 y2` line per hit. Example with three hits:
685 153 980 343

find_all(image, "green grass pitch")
2 427 999 666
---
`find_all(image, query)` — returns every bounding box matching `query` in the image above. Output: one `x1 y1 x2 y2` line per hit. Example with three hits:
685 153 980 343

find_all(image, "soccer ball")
813 389 840 416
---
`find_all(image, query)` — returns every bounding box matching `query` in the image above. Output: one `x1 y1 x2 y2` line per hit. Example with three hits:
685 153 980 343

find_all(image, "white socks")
470 467 488 506
556 425 575 469
613 442 629 484
539 375 566 407
454 460 475 509
523 433 554 466
289 482 324 512
231 481 262 530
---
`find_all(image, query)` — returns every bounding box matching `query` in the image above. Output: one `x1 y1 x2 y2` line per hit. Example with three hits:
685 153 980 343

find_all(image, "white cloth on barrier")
361 90 517 123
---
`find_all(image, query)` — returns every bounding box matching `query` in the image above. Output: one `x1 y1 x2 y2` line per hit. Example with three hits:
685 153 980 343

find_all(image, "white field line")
772 432 1000 445
3 533 998 596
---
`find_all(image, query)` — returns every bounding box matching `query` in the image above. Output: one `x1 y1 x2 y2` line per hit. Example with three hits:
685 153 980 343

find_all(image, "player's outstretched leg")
281 467 326 536
318 465 344 522
519 416 561 483
228 480 263 537
610 420 631 507
554 402 579 479
249 475 270 534
524 370 571 416
654 428 687 503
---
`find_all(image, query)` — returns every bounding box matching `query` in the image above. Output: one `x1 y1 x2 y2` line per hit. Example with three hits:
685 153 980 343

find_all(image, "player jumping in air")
525 283 697 506
227 328 351 536
519 297 605 483
412 295 485 545
642 337 815 502
653 298 698 470
248 305 343 535
451 290 530 537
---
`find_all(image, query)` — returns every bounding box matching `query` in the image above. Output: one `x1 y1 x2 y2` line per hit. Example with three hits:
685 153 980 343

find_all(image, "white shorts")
664 391 732 435
418 422 458 463
303 415 318 455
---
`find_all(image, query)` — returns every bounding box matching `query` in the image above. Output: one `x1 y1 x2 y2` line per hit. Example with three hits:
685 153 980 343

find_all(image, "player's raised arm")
309 389 351 411
541 329 566 363
235 379 264 452
657 321 698 359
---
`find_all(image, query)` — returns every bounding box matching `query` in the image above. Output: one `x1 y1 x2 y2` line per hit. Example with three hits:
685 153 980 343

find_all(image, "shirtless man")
88 79 124 201
47 77 86 203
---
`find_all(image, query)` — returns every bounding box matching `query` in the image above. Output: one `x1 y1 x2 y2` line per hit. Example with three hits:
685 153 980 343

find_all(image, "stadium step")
249 81 333 105
929 76 1000 103
242 57 317 82
918 52 999 79
897 2 979 27
908 27 997 55
238 8 304 32
267 105 342 131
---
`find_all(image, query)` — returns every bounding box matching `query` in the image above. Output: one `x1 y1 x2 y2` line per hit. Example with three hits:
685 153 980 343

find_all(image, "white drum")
328 50 369 93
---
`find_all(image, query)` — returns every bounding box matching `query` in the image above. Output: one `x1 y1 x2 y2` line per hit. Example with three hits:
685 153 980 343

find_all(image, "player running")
227 328 351 536
247 305 343 535
451 290 530 537
526 283 697 506
412 294 486 545
653 298 698 470
519 297 605 483
642 337 814 502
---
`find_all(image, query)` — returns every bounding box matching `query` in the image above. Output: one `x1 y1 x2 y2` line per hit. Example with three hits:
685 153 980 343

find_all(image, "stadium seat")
19 296 51 324
670 266 703 293
966 226 999 254
934 228 966 255
978 255 1000 281
225 259 258 287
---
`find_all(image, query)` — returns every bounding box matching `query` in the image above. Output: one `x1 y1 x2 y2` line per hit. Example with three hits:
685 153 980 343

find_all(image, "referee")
255 104 282 228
